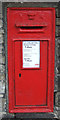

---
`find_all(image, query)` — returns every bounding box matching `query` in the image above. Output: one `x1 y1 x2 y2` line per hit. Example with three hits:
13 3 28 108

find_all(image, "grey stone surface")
56 106 60 111
0 54 5 64
0 44 4 54
54 78 58 90
0 98 2 112
0 29 4 34
55 92 60 106
2 113 15 118
0 82 3 94
0 0 59 2
56 26 59 37
0 81 5 94
0 35 3 44
0 73 5 81
56 18 60 25
0 1 2 15
57 111 60 118
56 8 58 18
0 2 5 116
0 20 2 28
0 65 5 73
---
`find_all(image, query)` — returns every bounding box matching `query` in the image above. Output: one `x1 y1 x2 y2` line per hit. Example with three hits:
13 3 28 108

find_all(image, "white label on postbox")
23 41 40 68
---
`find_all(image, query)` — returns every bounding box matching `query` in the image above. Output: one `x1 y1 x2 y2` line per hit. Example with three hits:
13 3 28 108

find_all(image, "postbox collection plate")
7 8 55 113
22 41 40 68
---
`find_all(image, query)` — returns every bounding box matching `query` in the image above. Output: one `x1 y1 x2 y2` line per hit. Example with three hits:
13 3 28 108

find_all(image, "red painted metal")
7 7 55 113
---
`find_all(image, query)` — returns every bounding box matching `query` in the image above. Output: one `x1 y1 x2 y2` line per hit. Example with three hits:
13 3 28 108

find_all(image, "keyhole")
19 73 21 77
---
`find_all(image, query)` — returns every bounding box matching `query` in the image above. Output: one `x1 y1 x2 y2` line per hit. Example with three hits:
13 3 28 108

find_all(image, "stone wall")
0 1 60 119
54 1 60 118
0 1 6 119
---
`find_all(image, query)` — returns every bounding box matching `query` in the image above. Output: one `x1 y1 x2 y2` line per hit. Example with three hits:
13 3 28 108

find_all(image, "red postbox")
7 8 55 113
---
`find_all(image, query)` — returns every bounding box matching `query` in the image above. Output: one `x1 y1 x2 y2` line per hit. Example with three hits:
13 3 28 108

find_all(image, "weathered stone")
0 0 59 2
0 94 3 98
0 112 3 119
0 1 2 14
2 82 5 93
0 39 3 44
0 82 3 94
0 1 2 20
0 73 5 81
0 13 2 19
0 29 4 34
56 8 58 18
0 34 3 38
0 54 5 64
0 44 4 54
0 35 3 44
56 67 58 74
57 111 60 118
0 20 2 28
58 76 60 91
57 65 60 74
0 81 5 94
0 65 5 73
56 18 60 26
56 26 60 37
55 106 60 111
2 113 15 118
58 1 60 18
55 92 60 106
54 79 58 90
2 99 6 112
55 26 59 37
0 98 2 112
55 107 60 118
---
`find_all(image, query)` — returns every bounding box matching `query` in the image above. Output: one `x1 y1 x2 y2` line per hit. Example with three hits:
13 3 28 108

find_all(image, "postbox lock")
19 73 21 77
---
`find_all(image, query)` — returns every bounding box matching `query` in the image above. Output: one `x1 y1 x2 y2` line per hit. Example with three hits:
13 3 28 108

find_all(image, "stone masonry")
0 1 6 120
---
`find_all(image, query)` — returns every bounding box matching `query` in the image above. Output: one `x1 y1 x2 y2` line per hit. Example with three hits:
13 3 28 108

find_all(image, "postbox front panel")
15 41 47 106
7 8 55 113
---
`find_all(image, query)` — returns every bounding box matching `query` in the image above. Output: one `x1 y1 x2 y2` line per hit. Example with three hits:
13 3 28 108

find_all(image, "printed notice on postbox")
23 41 40 68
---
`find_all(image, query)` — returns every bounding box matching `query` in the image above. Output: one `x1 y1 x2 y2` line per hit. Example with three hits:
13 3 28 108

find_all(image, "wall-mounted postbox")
7 8 55 113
